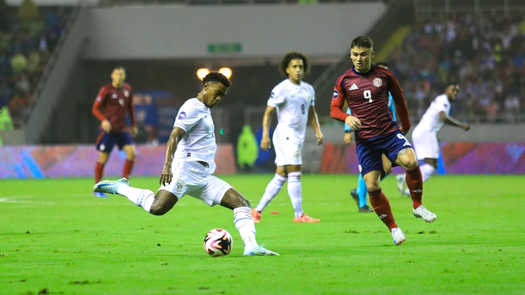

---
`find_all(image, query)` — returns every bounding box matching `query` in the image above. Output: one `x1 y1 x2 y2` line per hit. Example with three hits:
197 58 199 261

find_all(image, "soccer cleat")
350 188 360 208
93 178 130 195
396 174 409 196
391 227 406 245
93 192 108 198
293 214 320 223
243 244 279 256
358 205 374 213
251 208 262 223
413 205 437 223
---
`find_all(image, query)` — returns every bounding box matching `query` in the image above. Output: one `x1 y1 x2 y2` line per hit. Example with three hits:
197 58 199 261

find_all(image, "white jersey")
416 94 451 133
268 79 315 144
173 98 217 173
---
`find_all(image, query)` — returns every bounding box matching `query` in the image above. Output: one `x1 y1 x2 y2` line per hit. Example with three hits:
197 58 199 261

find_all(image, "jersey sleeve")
267 85 286 107
344 107 352 132
385 71 410 131
127 87 137 127
173 102 201 132
92 86 108 122
434 96 450 113
309 84 315 106
330 75 349 122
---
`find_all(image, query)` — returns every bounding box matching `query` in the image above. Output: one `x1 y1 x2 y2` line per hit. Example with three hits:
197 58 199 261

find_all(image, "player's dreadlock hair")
351 36 373 49
203 72 231 88
279 51 310 76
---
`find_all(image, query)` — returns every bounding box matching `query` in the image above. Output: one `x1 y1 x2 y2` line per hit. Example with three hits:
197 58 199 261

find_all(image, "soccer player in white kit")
93 72 278 256
251 52 324 223
397 82 470 196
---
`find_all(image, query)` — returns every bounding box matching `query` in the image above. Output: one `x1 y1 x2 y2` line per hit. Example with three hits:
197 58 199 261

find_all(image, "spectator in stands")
19 0 39 22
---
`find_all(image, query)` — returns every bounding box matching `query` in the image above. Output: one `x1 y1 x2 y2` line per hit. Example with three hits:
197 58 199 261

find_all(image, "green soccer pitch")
1 174 524 295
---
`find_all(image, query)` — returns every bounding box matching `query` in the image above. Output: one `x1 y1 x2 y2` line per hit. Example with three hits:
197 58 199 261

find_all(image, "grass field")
1 174 524 295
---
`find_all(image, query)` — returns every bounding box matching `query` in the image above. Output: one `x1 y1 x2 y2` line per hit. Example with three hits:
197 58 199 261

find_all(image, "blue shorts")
96 130 134 153
356 130 412 176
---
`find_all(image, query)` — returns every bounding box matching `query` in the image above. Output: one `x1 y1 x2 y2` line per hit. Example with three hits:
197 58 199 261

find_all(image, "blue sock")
357 174 367 208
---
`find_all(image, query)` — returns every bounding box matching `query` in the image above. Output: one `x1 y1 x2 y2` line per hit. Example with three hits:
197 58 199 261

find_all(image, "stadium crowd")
0 0 68 129
386 11 525 123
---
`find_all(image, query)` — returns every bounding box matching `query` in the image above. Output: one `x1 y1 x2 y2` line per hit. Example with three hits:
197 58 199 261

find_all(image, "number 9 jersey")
330 65 411 141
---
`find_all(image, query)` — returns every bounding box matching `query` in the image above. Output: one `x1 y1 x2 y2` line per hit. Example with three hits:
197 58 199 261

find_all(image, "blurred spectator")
387 11 525 123
19 0 39 21
0 3 70 129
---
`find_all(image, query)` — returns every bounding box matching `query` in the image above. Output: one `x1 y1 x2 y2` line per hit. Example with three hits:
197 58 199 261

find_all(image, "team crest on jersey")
332 90 339 99
373 78 382 88
175 179 186 191
178 111 186 119
124 90 129 97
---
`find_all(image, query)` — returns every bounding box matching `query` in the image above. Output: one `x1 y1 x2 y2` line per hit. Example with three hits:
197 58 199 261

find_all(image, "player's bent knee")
149 203 169 216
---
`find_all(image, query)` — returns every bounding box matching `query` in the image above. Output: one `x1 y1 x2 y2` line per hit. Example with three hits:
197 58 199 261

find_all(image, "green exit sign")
208 43 242 54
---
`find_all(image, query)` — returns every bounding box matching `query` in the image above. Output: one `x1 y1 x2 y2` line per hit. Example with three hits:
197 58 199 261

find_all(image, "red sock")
406 166 423 209
95 162 105 183
122 160 134 179
368 189 398 231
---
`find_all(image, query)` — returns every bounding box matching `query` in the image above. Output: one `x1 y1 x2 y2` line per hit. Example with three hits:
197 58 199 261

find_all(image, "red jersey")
330 65 410 140
92 83 136 133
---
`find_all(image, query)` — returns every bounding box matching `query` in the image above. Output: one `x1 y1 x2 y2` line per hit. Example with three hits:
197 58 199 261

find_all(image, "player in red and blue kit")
345 62 395 213
330 36 437 245
92 66 137 198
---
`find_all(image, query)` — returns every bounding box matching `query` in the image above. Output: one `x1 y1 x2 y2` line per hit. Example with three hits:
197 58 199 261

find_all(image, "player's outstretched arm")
160 127 185 186
261 106 276 151
439 111 470 131
308 106 323 145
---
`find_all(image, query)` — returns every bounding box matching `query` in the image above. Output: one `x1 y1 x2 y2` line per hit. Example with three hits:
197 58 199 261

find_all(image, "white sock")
233 207 258 249
117 185 156 213
420 163 436 183
255 174 287 213
287 171 303 218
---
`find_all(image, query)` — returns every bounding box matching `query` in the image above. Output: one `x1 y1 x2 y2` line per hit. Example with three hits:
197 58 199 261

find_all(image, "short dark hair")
445 81 458 89
203 72 231 88
376 62 389 68
351 36 373 49
113 65 125 72
279 51 310 76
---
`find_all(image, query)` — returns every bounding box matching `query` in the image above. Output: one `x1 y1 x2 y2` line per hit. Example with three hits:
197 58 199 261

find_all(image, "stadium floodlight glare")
219 67 232 79
197 68 210 81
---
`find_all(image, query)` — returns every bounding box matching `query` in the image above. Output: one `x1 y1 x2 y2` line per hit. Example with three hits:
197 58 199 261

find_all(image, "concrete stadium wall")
83 3 386 60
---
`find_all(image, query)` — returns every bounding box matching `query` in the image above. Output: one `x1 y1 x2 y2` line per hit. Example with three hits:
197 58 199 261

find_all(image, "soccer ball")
203 228 233 257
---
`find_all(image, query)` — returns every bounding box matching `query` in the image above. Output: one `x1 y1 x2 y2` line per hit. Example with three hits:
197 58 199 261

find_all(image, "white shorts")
273 140 303 166
159 161 232 206
411 126 439 160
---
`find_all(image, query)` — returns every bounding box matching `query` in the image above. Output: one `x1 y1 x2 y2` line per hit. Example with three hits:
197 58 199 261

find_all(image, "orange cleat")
251 208 262 223
293 214 320 223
